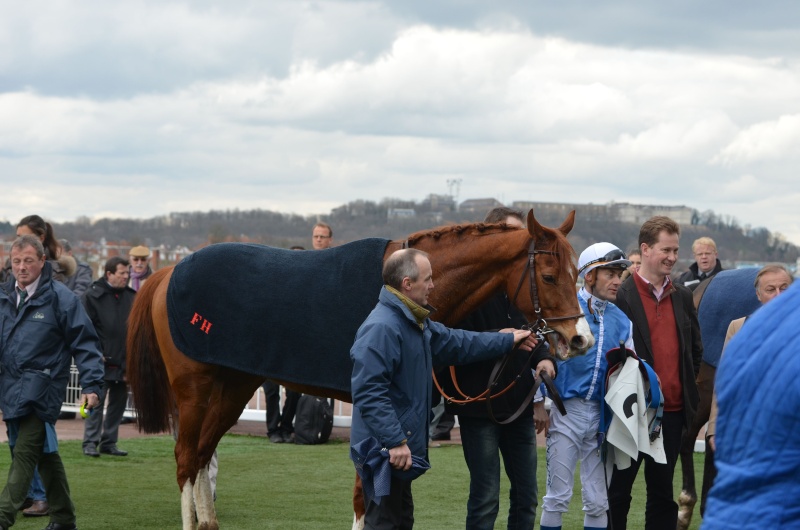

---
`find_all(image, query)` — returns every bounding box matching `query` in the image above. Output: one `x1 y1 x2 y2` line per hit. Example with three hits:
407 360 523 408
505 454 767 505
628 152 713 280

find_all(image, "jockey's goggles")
579 248 629 276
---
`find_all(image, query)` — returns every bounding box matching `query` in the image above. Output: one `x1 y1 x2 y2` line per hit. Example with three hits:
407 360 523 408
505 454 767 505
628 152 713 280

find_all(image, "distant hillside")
2 199 796 272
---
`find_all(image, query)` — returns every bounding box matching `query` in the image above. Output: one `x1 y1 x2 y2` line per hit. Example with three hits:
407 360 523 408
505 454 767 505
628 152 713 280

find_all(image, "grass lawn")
0 434 705 529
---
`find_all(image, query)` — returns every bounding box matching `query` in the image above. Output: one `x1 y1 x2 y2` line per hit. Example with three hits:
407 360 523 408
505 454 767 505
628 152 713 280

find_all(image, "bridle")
433 237 584 421
510 238 584 341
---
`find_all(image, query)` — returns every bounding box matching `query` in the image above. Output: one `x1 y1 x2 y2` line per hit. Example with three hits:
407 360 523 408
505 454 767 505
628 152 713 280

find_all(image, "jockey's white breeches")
542 398 608 518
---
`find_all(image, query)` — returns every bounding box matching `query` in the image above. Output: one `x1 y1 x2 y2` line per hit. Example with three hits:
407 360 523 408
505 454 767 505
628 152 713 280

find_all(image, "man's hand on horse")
388 443 412 471
500 328 539 351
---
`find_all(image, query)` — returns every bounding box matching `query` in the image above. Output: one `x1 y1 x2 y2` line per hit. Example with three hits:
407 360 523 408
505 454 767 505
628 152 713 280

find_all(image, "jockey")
540 242 635 530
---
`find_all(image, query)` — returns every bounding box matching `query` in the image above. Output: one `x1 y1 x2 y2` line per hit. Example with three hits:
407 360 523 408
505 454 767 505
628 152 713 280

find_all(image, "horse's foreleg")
190 369 263 528
181 479 197 530
352 473 365 530
173 372 216 530
193 467 218 530
677 420 701 530
678 366 716 530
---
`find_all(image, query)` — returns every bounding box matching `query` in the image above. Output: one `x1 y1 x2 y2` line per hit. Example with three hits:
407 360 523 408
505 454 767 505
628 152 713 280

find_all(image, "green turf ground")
0 434 704 529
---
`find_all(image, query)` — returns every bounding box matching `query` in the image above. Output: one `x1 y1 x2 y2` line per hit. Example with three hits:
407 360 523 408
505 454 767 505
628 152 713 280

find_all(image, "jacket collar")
89 278 132 297
579 286 609 318
380 286 434 330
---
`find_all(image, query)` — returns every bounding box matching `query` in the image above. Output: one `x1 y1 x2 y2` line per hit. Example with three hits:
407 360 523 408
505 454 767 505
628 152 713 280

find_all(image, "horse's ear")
557 210 576 236
527 209 542 239
527 209 557 241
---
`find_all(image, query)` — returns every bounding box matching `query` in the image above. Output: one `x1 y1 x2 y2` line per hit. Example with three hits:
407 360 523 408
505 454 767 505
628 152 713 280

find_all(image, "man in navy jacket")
0 235 104 530
350 248 550 529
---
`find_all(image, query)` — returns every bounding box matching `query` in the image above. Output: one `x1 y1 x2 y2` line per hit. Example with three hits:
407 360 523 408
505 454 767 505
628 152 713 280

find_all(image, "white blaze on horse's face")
546 319 594 361
572 317 594 359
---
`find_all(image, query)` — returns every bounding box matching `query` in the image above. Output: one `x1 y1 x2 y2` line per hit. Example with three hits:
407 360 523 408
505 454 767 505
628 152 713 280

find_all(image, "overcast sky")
2 1 800 244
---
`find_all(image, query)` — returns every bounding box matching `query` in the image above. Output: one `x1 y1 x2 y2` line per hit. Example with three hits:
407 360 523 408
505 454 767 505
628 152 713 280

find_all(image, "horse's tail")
127 267 174 434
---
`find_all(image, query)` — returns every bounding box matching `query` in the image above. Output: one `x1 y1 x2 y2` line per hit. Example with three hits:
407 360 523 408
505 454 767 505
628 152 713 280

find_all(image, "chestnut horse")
127 210 592 530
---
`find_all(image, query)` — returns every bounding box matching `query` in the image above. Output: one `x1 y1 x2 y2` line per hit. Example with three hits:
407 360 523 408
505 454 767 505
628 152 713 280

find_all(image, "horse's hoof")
352 513 365 530
677 490 697 530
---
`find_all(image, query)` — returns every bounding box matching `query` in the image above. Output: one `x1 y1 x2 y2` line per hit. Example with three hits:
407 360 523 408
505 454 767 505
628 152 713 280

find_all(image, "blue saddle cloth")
166 239 389 395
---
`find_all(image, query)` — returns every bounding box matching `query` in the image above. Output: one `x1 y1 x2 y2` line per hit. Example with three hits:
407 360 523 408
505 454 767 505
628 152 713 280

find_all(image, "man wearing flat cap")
127 246 152 292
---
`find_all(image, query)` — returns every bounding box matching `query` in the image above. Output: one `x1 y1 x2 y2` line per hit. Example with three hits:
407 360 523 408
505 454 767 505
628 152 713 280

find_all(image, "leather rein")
432 238 583 422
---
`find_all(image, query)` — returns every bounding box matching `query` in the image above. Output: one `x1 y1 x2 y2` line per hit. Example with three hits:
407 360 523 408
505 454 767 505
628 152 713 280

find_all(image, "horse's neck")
432 273 506 326
415 233 525 326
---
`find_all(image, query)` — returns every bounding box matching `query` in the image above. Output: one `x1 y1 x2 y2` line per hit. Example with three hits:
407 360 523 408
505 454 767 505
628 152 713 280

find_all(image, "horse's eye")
542 275 556 285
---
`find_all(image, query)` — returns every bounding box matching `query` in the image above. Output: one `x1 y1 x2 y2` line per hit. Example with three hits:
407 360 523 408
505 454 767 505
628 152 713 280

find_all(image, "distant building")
420 194 456 213
459 198 504 215
387 208 416 219
512 201 607 222
511 200 694 226
610 202 694 226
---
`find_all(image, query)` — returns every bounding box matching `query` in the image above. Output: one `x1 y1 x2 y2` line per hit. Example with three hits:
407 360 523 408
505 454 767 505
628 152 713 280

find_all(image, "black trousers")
365 476 414 530
262 382 301 435
608 411 684 530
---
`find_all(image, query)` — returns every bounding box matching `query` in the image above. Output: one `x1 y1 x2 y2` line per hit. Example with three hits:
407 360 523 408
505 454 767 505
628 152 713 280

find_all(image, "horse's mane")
404 222 520 245
405 221 577 278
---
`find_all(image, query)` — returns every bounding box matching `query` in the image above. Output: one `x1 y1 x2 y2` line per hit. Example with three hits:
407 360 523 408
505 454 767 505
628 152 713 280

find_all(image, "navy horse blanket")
697 268 761 368
166 239 389 395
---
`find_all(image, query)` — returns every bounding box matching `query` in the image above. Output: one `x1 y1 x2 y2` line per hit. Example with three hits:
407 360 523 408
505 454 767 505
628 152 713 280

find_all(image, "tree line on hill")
1 199 797 272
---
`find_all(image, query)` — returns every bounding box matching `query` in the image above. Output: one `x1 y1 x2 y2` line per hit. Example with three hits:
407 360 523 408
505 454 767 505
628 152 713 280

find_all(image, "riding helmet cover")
578 242 632 278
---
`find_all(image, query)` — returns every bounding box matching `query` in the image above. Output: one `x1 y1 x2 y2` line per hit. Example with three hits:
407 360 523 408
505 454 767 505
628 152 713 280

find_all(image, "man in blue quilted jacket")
350 248 551 529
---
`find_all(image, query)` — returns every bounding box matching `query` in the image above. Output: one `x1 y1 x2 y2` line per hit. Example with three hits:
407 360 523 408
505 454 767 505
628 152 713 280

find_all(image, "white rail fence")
63 363 353 427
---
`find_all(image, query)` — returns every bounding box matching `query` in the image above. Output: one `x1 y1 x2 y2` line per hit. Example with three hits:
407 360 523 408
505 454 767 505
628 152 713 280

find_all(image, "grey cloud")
0 1 401 99
386 0 800 56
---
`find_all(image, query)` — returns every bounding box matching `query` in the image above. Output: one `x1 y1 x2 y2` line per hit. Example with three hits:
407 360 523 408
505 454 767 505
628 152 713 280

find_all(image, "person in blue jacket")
0 235 105 530
350 248 549 530
540 242 634 530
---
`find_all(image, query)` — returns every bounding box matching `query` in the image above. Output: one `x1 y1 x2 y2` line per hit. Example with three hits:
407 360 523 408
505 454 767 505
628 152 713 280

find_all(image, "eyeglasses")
580 249 627 274
130 257 148 262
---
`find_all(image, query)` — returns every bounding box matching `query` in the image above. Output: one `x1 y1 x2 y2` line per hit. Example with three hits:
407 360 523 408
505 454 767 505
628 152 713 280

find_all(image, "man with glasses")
312 222 333 250
128 245 153 292
608 216 702 530
676 237 723 291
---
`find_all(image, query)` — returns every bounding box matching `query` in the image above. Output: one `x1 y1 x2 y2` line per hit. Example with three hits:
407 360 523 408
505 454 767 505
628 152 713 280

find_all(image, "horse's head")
507 210 594 360
400 212 593 360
